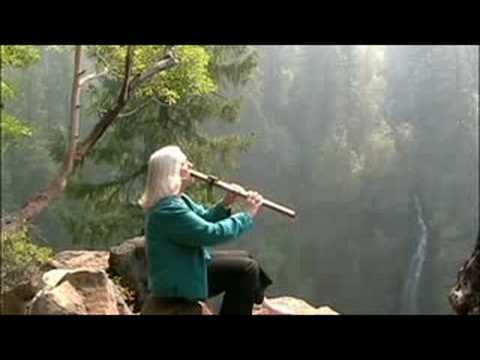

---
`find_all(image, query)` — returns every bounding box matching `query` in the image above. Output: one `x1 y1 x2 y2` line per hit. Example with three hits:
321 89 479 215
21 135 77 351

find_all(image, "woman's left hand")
222 183 246 208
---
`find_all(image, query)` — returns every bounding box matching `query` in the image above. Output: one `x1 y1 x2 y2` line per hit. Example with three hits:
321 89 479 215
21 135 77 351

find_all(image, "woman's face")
180 160 195 189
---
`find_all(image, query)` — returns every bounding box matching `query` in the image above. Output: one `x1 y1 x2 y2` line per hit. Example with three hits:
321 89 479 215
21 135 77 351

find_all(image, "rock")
449 246 480 315
42 252 132 314
2 251 111 314
42 269 75 288
108 237 149 312
3 239 341 316
140 295 213 315
29 281 87 315
253 296 339 315
112 284 133 315
47 250 109 271
200 302 214 315
28 268 132 315
1 269 44 314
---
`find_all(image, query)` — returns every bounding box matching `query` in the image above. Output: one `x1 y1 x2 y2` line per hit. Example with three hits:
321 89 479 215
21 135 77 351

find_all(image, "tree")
3 45 214 234
53 46 259 246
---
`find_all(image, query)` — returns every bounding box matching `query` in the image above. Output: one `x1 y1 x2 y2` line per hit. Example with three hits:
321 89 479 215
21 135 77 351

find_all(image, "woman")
139 145 272 315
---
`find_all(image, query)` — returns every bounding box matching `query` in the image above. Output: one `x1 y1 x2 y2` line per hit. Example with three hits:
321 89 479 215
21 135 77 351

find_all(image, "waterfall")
401 195 429 314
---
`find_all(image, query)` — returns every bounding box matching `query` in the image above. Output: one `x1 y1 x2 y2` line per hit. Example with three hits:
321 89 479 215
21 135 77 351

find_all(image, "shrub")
1 225 53 293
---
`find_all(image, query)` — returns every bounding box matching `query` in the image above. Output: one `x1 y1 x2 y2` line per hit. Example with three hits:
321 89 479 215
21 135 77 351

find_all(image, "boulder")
3 239 341 316
140 296 213 315
28 268 132 315
253 296 339 315
108 237 149 312
2 251 113 314
47 250 109 271
1 269 44 315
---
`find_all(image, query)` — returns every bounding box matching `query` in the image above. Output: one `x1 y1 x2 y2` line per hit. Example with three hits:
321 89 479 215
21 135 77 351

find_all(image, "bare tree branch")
152 97 172 107
118 101 151 118
76 46 136 160
95 48 110 71
120 46 135 104
66 46 83 171
79 69 109 86
129 53 178 92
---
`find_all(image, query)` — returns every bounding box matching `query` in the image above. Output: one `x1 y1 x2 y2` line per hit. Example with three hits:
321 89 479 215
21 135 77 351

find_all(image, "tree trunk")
15 46 83 225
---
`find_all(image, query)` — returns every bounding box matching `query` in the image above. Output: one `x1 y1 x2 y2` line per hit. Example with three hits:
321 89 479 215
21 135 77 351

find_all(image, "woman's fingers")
229 183 246 194
245 191 263 206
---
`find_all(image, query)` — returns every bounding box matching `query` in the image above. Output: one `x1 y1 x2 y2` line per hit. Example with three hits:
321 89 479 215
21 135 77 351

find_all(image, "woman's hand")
222 183 246 208
243 191 263 218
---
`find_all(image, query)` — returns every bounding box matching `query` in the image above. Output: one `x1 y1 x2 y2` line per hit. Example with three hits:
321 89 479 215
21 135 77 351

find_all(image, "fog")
203 45 479 314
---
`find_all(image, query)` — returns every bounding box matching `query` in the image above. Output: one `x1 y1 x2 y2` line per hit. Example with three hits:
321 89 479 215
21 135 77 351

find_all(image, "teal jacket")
145 193 254 300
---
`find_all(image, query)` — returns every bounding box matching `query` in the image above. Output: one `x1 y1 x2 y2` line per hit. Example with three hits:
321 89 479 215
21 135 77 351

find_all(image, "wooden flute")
189 169 296 219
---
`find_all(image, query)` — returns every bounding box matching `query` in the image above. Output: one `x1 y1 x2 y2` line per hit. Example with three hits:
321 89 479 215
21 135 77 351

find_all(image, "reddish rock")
48 251 110 271
28 269 132 315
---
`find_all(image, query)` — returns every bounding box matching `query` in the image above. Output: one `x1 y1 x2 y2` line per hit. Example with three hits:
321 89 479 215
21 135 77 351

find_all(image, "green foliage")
154 46 217 103
45 126 67 163
207 46 259 88
57 190 144 248
87 45 217 105
1 113 33 151
1 226 53 292
1 46 39 153
2 81 15 100
1 46 40 68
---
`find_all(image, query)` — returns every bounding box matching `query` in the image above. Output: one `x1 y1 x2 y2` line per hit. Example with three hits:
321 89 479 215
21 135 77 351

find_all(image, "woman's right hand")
243 191 263 218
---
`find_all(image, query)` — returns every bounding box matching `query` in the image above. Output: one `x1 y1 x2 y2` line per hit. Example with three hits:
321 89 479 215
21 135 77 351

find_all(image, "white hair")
139 145 187 211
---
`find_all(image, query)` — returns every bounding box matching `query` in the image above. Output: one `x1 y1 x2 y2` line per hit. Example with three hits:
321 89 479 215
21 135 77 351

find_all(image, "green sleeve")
181 194 231 222
166 203 253 247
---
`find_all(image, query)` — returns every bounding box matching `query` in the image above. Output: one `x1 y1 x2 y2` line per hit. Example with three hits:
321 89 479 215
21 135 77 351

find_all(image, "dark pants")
141 250 272 315
207 250 273 315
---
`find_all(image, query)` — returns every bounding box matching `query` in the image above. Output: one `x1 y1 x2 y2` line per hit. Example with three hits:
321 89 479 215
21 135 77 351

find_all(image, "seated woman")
139 145 272 315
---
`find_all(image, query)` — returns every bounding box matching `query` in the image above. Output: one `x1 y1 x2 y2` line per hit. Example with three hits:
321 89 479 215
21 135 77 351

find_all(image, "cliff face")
1 237 339 315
